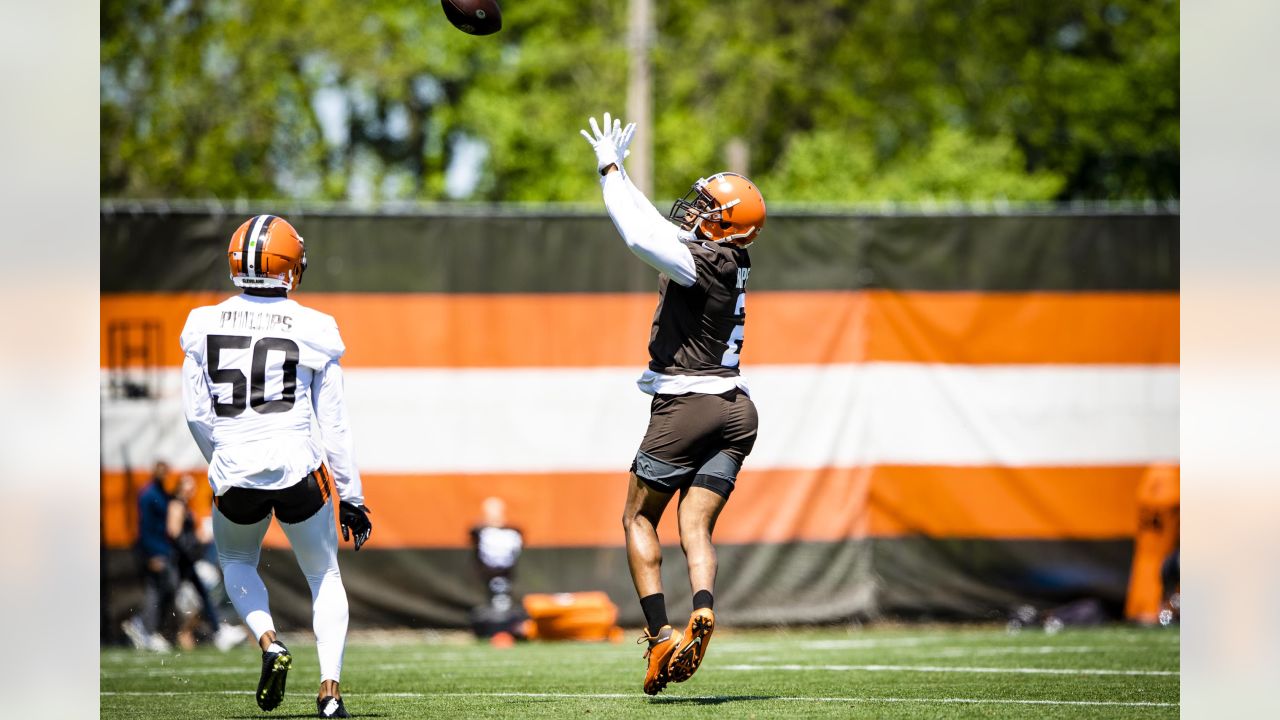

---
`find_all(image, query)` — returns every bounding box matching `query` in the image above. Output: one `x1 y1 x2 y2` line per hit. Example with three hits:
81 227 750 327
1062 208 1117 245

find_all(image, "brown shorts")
630 388 758 498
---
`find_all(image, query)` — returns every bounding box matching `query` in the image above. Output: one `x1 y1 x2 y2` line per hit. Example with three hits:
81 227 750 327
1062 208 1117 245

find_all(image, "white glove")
616 120 636 160
580 112 633 174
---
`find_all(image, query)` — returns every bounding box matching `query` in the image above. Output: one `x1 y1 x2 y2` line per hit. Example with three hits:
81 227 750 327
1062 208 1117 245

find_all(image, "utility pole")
726 137 750 177
626 0 654 196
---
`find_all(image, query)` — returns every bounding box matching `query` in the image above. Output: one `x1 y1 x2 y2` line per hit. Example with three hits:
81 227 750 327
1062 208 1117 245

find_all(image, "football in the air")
441 0 503 36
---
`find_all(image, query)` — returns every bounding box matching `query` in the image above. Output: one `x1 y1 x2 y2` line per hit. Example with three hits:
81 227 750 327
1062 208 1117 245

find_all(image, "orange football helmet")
227 215 307 291
669 172 766 246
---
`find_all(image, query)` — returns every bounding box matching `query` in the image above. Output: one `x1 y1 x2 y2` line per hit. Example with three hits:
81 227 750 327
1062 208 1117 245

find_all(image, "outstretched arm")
600 168 697 287
583 113 697 287
611 121 671 227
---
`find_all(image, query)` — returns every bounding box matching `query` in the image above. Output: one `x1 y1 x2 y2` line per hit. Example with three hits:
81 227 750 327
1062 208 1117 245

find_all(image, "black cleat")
317 695 350 718
256 642 292 711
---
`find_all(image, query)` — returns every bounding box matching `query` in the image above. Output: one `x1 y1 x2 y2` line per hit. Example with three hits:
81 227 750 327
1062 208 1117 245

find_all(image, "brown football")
441 0 502 36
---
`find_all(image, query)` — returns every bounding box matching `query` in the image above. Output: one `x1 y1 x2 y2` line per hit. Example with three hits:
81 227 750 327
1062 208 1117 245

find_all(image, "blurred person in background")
121 461 176 652
180 215 372 719
168 472 250 651
468 497 527 643
582 114 763 695
471 496 524 605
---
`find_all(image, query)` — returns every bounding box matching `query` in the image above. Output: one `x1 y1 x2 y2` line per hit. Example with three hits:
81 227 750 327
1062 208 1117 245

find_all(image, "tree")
102 0 502 201
101 0 1178 203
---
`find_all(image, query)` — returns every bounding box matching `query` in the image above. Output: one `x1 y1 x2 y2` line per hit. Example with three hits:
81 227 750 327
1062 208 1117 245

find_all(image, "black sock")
639 593 668 636
692 590 714 611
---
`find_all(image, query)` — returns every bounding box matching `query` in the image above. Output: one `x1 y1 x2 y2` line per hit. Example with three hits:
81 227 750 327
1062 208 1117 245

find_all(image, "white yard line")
721 663 1178 676
101 642 1056 670
99 689 1177 708
101 660 635 677
712 643 1105 657
715 636 950 651
917 646 1101 657
102 655 1175 679
102 667 253 677
795 637 946 650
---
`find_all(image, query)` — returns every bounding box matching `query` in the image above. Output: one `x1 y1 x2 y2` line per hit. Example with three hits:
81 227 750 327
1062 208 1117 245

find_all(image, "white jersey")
180 293 364 504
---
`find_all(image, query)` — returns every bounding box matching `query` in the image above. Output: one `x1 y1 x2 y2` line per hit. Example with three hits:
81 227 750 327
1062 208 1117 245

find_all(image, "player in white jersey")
180 215 371 719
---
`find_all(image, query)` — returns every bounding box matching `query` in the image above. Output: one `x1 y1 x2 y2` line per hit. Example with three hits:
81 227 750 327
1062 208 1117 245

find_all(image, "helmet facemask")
669 178 741 240
668 173 762 246
292 238 308 291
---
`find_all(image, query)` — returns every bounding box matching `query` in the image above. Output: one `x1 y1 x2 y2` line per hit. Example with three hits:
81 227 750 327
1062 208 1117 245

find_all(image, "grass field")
101 624 1179 718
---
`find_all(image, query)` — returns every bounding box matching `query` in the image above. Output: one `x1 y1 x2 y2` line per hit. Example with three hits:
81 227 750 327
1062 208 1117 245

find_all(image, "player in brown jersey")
582 114 766 694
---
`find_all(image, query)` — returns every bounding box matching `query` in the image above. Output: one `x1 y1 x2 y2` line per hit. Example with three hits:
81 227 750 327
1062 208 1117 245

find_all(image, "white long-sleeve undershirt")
182 355 217 464
310 362 364 505
601 169 697 287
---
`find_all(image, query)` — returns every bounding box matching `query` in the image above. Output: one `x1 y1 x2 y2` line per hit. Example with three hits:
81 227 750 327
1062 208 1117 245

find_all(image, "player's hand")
580 112 629 173
339 501 373 551
615 119 637 160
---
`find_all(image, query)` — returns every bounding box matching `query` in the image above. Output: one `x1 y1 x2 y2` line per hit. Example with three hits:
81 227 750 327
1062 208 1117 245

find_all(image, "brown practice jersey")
648 239 751 377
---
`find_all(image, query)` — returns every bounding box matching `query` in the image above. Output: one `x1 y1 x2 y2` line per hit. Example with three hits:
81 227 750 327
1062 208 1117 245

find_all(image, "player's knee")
302 564 342 589
679 522 713 550
622 508 646 533
318 581 349 614
218 548 260 567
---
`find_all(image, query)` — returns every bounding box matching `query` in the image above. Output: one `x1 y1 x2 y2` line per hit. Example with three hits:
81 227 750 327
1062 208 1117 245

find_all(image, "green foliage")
768 128 1066 203
101 0 1178 202
101 0 501 201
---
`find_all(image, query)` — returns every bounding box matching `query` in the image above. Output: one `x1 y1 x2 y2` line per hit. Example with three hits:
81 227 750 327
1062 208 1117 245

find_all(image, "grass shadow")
649 695 776 706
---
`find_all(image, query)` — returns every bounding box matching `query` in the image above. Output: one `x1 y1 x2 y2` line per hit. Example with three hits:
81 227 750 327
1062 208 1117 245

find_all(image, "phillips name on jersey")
217 308 295 333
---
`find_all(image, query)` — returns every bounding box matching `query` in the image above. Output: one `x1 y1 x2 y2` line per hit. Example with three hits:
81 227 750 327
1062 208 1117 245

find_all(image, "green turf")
101 624 1179 718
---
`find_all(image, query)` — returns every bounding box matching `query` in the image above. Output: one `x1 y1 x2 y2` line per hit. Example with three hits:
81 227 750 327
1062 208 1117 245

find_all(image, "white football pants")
213 501 349 683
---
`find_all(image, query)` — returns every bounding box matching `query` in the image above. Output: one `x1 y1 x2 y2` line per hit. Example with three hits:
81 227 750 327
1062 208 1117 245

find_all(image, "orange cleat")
667 608 715 683
639 624 681 695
